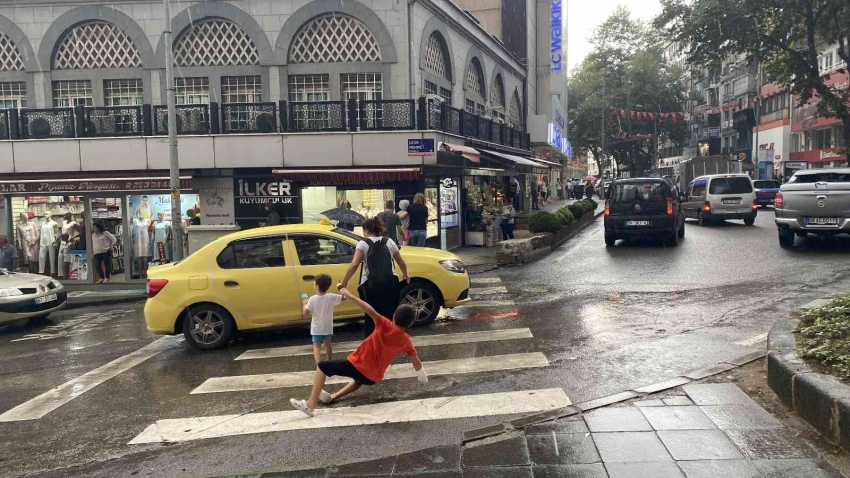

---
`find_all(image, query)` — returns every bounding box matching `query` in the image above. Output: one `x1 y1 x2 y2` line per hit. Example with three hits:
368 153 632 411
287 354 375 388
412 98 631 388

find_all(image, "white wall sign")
195 177 235 225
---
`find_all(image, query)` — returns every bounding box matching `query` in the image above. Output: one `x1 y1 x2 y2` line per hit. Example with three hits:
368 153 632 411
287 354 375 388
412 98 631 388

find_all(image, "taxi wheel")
697 211 707 226
400 282 442 326
183 304 233 350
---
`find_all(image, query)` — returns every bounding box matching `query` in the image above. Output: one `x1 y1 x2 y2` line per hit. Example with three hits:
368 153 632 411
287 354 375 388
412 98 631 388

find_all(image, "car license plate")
806 217 840 225
35 293 57 305
722 199 741 205
626 221 649 226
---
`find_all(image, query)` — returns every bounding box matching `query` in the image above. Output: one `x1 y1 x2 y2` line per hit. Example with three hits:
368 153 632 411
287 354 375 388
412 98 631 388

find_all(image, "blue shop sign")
408 138 435 156
550 0 563 73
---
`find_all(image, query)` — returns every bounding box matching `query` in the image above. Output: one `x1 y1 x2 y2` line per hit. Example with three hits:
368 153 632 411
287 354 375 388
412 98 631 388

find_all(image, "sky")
567 0 664 72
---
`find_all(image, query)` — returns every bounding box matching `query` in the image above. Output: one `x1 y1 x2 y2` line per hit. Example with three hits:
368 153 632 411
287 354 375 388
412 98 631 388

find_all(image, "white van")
681 174 758 226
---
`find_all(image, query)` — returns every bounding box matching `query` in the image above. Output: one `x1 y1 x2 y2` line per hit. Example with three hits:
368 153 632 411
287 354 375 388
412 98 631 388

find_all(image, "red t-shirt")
348 315 417 383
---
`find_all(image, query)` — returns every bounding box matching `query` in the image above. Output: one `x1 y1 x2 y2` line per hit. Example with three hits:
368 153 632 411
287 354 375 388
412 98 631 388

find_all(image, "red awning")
272 168 420 186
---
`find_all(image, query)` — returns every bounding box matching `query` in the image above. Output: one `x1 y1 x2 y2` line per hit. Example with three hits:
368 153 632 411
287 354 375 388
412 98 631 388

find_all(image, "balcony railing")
0 97 531 150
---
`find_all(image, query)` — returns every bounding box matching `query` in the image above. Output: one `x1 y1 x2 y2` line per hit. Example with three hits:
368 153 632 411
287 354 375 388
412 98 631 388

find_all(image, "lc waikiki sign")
549 0 565 95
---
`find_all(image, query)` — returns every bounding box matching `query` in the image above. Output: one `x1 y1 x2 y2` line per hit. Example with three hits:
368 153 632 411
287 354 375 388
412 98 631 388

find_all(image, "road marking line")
469 286 508 295
0 337 177 422
193 352 549 394
236 328 533 361
735 332 768 346
129 388 571 444
470 277 502 284
459 300 516 308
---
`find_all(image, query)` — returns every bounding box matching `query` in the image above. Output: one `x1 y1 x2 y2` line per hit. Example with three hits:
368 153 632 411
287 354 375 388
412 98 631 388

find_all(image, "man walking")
0 235 17 271
377 200 401 247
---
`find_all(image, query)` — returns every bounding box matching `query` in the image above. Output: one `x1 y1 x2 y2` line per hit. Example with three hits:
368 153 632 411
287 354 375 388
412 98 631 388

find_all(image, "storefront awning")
478 149 549 174
272 168 420 186
532 157 562 168
439 142 481 163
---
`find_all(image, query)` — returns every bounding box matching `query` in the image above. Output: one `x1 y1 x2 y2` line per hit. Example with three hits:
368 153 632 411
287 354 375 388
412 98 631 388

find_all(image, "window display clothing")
39 219 58 275
62 220 78 240
17 220 39 266
135 204 153 221
152 221 171 263
133 220 151 257
58 238 71 278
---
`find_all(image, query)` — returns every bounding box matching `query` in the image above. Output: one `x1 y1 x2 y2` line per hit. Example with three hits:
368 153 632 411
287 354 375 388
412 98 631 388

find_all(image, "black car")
604 178 686 246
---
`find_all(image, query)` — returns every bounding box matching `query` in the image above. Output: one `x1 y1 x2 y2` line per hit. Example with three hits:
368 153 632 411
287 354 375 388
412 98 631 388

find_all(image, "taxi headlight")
0 288 23 297
440 260 466 273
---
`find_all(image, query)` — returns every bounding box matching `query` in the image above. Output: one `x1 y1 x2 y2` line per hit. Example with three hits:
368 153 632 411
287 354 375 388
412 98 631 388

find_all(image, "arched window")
422 32 452 104
0 32 26 110
53 22 141 69
490 74 506 121
0 32 23 71
465 58 485 115
174 19 259 67
509 91 522 127
289 14 381 63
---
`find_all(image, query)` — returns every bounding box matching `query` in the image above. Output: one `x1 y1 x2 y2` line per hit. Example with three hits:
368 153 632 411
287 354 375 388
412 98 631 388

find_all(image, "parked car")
681 174 758 226
753 179 781 208
775 169 850 248
604 178 685 247
0 270 66 326
144 224 472 350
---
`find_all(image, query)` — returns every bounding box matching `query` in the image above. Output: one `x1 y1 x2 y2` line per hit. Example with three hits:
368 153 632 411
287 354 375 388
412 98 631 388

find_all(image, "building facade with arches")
0 0 557 278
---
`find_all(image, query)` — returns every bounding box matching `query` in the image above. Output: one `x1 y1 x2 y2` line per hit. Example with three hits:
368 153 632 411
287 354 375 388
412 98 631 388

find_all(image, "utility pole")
163 0 184 261
601 74 605 176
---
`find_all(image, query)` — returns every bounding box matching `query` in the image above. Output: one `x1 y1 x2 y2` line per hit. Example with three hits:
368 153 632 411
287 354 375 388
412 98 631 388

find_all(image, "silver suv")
775 169 850 248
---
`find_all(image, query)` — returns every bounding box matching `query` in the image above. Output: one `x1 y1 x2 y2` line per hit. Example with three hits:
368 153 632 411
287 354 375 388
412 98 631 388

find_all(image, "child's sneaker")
289 398 313 417
319 390 332 404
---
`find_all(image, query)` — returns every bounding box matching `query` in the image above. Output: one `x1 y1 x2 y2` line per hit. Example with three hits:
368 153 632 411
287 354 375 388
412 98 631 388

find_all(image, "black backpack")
366 237 395 288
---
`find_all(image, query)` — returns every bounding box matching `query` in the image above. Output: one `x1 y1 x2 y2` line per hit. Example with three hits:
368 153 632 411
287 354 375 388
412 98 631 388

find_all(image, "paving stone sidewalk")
238 383 840 478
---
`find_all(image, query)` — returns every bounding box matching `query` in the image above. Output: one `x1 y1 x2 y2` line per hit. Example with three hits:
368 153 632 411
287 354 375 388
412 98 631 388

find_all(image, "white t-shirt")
355 237 399 285
62 220 78 239
306 293 343 335
40 220 58 247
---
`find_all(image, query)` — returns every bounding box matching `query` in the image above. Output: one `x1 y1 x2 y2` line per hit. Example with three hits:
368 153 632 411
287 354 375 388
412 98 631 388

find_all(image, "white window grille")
174 20 259 67
53 80 93 107
476 103 485 117
424 80 438 97
440 87 452 105
509 92 521 127
465 99 475 114
466 58 484 97
341 73 382 102
424 81 451 105
175 77 209 105
288 74 330 102
221 76 262 103
54 22 141 69
490 75 505 120
0 82 26 109
289 14 381 63
424 33 448 79
104 79 143 106
0 33 24 71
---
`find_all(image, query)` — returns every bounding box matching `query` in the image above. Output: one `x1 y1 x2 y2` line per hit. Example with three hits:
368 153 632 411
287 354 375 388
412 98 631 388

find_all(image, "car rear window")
610 182 669 204
709 177 753 194
753 180 780 189
789 173 850 183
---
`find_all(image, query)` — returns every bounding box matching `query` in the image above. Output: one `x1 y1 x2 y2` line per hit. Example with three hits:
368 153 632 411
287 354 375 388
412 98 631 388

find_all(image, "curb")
65 293 147 310
767 296 850 449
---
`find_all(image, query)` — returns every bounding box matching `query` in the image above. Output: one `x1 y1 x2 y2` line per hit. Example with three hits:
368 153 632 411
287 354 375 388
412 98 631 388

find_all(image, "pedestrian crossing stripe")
128 388 570 444
470 277 502 284
469 286 508 295
735 332 768 346
192 352 549 394
235 328 533 361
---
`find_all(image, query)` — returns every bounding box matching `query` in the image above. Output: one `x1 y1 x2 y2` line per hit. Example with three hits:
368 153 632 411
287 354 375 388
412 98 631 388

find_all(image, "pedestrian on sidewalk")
541 179 549 205
510 177 521 210
302 273 345 365
556 179 564 200
500 200 516 240
289 290 427 417
567 179 574 200
397 199 410 246
0 235 18 271
377 200 402 248
340 217 410 338
91 222 116 284
531 180 539 210
407 193 429 247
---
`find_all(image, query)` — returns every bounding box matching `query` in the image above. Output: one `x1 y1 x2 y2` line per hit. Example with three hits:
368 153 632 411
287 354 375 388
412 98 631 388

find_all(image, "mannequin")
135 195 153 222
151 212 172 264
17 213 39 273
133 217 150 278
38 212 59 277
61 212 79 241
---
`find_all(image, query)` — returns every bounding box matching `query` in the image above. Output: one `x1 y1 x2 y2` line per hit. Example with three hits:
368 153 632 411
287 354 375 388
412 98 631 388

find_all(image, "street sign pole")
163 0 184 261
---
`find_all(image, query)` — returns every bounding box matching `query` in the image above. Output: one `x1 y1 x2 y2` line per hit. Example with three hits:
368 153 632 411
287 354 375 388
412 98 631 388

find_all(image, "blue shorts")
312 334 333 343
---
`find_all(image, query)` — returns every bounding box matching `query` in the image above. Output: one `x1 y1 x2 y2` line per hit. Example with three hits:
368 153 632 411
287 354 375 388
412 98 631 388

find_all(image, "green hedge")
555 207 575 226
798 294 850 380
528 211 563 233
529 201 597 234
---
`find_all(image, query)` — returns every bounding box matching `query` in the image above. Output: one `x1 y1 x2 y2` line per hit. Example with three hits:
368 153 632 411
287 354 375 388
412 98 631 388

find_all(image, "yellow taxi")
144 224 471 349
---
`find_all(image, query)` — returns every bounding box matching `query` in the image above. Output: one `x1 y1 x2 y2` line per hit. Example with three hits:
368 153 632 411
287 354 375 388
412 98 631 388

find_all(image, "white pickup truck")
775 169 850 248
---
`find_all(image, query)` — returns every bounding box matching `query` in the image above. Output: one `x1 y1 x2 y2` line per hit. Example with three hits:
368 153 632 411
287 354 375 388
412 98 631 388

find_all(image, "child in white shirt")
302 273 345 364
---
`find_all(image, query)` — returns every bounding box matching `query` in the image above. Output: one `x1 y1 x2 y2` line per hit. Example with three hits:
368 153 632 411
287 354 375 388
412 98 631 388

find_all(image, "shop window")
0 81 26 110
53 80 93 107
221 76 262 103
104 79 143 106
13 196 84 279
217 239 285 269
423 187 439 239
292 235 355 266
175 77 209 105
127 194 199 279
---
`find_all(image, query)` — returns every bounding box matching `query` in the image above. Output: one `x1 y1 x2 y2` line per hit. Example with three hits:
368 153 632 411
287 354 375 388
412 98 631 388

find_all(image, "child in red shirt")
289 287 428 417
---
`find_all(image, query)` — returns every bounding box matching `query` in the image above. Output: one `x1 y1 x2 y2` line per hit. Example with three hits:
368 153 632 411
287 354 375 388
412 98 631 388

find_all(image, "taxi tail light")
751 200 758 210
666 198 674 216
147 279 168 298
703 201 712 212
604 199 611 216
775 192 784 209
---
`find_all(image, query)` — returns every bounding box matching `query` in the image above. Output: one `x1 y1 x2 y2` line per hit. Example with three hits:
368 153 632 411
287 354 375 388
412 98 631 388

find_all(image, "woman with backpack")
339 217 410 338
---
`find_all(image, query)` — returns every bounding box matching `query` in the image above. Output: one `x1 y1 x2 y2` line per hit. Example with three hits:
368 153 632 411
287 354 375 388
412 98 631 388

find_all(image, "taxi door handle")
302 275 316 281
224 280 239 287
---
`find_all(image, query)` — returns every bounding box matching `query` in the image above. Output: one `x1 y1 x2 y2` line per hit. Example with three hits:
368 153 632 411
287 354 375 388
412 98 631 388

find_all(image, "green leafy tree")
656 0 850 163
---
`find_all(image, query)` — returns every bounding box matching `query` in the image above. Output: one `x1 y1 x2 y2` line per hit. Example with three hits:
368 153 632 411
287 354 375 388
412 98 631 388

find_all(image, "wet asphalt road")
2 209 850 478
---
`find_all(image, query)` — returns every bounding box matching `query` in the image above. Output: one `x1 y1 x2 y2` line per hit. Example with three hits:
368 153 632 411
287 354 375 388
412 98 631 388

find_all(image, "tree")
568 7 688 175
656 0 850 164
